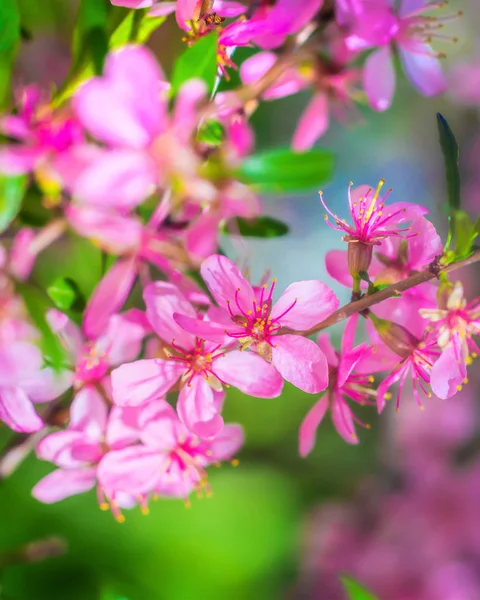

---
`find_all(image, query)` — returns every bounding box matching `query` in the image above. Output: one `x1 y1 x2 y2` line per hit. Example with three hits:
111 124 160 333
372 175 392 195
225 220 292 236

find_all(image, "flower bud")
370 315 419 359
347 241 373 278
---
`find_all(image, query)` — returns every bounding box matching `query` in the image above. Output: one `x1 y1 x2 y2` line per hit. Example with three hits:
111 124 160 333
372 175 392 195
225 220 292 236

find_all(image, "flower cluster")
0 0 477 521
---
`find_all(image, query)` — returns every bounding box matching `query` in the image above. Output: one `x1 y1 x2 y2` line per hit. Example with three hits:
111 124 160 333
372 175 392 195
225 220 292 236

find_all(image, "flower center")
168 338 226 387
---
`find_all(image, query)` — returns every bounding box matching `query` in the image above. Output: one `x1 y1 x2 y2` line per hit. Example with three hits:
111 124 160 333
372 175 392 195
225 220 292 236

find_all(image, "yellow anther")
99 502 110 511
231 459 240 467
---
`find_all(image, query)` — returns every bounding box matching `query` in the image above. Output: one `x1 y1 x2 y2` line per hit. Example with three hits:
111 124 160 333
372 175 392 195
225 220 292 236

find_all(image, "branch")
291 249 480 336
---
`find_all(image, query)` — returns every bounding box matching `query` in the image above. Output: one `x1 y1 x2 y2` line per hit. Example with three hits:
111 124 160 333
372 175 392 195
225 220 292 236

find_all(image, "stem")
290 249 480 336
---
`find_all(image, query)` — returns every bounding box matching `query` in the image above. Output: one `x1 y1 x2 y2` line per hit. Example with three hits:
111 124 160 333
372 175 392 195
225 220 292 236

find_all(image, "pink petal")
173 311 241 344
272 335 329 393
106 405 144 449
32 468 97 503
143 282 196 349
200 254 255 312
98 446 165 497
71 148 157 209
316 333 339 367
172 79 207 143
213 350 284 397
111 359 183 406
331 393 359 444
399 46 446 97
110 0 154 7
0 341 43 383
213 1 246 17
21 368 73 403
271 280 339 330
207 424 244 461
36 430 102 467
341 314 359 356
407 217 442 270
0 386 43 432
148 1 177 16
240 52 307 100
0 146 42 175
139 401 182 450
299 395 329 456
177 376 224 439
10 228 36 281
184 212 221 261
69 386 108 439
83 258 137 340
292 93 329 151
325 249 353 288
364 46 395 111
74 46 165 148
430 343 466 400
102 312 146 366
47 309 83 362
176 0 199 29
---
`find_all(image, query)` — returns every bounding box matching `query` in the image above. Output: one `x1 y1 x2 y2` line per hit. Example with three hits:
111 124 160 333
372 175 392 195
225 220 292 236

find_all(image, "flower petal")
331 393 359 444
83 258 137 340
177 376 224 439
32 468 97 503
430 343 466 400
207 424 244 461
213 350 284 397
364 46 395 111
69 386 108 439
200 254 255 312
271 281 339 330
143 281 196 349
325 249 352 288
292 93 329 151
272 335 329 393
111 359 183 406
399 45 446 97
299 395 329 457
0 386 43 432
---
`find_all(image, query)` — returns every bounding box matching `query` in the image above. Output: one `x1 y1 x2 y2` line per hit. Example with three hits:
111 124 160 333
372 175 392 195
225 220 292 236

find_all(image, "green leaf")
74 0 109 75
197 119 225 146
341 576 378 600
16 282 68 371
47 277 86 312
222 216 289 238
239 148 335 192
452 209 477 260
436 113 461 213
0 174 28 233
53 10 166 106
170 32 218 97
0 0 21 107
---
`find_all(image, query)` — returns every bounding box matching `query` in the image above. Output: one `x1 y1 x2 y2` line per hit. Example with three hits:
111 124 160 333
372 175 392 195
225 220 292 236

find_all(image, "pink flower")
344 0 451 110
47 309 147 385
111 281 283 438
0 85 82 176
0 340 72 433
420 282 480 399
299 315 376 453
240 51 360 149
97 399 243 513
321 180 428 246
32 386 144 518
174 255 339 393
56 46 212 209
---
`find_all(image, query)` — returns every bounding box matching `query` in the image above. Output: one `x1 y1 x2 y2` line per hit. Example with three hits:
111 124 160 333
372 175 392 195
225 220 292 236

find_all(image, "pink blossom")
97 399 243 513
0 85 82 176
344 0 450 110
111 281 283 437
174 255 339 393
420 282 480 399
299 315 377 453
47 309 147 385
240 51 360 149
0 340 72 433
32 386 144 517
55 46 212 209
321 180 428 246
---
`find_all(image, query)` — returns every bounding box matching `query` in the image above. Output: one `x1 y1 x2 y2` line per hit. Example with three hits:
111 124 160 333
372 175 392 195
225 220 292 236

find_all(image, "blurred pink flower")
299 315 376 452
174 254 339 393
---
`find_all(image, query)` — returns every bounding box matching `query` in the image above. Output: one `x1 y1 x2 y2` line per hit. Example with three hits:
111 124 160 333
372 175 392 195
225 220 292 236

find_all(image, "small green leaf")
197 119 225 146
341 576 378 600
75 0 109 75
0 0 21 107
170 32 218 97
47 277 86 312
16 282 68 371
0 174 28 233
452 209 476 260
222 216 289 238
53 10 166 106
239 148 335 192
436 113 461 213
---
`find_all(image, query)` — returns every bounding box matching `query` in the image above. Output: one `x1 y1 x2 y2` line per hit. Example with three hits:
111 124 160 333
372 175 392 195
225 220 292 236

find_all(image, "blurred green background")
1 0 478 598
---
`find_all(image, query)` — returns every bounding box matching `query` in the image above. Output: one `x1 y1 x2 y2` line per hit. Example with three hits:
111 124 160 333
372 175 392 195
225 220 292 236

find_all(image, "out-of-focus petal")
0 386 43 432
364 46 395 111
399 45 446 97
32 468 97 503
299 395 329 456
292 93 330 151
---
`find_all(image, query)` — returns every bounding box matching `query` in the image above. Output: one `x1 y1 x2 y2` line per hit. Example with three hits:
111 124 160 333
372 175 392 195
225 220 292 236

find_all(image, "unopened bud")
347 241 373 278
370 315 419 359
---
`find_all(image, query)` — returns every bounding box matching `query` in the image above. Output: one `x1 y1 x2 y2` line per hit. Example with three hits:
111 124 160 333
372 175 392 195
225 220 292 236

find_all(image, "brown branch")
290 249 480 337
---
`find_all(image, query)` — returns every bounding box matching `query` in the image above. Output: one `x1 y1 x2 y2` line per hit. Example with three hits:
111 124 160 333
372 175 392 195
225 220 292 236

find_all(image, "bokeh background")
1 1 480 598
